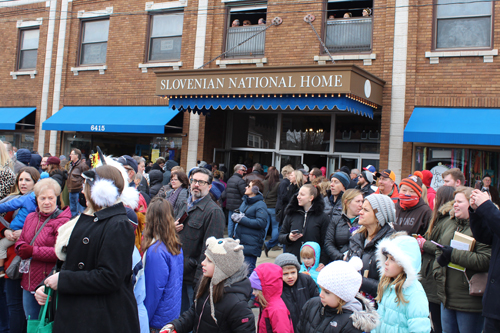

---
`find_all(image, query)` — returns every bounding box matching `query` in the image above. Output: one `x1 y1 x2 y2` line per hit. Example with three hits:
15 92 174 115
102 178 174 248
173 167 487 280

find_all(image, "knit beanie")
421 170 433 188
210 181 225 200
331 171 350 190
365 194 396 226
413 171 423 180
204 237 244 323
400 175 423 198
361 170 374 184
274 253 300 271
317 257 363 302
249 270 262 290
16 149 31 165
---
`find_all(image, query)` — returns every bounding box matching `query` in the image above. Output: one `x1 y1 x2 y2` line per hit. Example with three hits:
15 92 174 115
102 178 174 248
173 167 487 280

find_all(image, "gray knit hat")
361 170 374 184
275 253 300 271
365 194 396 226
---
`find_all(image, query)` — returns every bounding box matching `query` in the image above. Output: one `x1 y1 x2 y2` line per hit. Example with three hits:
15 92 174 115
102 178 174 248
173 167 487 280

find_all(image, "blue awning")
42 106 179 134
0 107 36 130
404 107 500 146
168 95 374 118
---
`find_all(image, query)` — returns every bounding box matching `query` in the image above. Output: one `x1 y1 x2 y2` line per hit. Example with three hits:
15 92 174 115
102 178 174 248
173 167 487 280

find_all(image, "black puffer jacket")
170 266 255 333
278 193 330 265
325 214 359 262
50 169 68 191
356 184 374 198
328 190 344 218
282 273 319 332
225 173 246 211
297 295 379 333
276 179 297 223
346 224 395 298
149 170 164 198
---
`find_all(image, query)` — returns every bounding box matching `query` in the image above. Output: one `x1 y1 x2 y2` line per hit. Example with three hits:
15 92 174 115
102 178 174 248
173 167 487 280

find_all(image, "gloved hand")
436 246 453 267
17 244 33 260
231 212 245 223
416 235 426 253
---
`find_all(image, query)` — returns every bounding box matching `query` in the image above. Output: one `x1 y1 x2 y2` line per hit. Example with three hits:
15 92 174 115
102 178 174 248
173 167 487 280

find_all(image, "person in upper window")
343 12 352 18
362 8 372 17
243 20 251 26
231 19 240 27
258 18 266 25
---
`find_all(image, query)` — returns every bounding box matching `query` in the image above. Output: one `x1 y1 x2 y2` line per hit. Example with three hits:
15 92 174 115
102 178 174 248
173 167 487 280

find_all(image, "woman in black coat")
149 169 164 198
35 165 140 333
47 157 67 207
278 184 330 266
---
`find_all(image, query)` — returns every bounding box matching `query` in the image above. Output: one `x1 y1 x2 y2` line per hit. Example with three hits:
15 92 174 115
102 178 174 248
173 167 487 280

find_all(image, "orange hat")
413 171 423 180
380 169 396 182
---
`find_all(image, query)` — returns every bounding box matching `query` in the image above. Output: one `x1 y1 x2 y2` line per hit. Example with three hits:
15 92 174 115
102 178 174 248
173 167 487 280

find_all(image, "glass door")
327 155 340 178
276 153 303 171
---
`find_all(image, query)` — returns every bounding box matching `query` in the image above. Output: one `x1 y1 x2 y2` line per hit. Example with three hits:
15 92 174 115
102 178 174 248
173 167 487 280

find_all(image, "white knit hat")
365 194 396 226
317 257 363 302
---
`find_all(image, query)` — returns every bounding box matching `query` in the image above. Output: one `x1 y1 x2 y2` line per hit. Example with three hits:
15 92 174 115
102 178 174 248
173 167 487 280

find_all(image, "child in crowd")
250 263 294 333
299 242 321 286
275 253 318 332
161 237 255 333
297 257 379 333
373 233 431 333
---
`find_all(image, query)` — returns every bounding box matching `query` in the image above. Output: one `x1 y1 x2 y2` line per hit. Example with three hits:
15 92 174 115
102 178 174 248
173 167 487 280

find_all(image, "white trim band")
216 57 267 68
145 1 187 11
77 7 113 18
10 70 37 79
425 49 498 64
314 53 376 66
138 62 182 72
17 18 43 28
71 65 107 75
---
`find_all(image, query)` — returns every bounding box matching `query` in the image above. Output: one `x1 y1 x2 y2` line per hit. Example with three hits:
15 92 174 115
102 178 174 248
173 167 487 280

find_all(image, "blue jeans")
441 303 484 333
69 192 84 217
181 282 194 314
5 278 25 333
265 208 280 249
0 278 9 333
244 255 257 278
22 290 40 320
227 210 235 238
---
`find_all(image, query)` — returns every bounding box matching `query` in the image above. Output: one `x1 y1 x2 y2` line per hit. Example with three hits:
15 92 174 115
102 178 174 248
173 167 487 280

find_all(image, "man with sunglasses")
178 168 225 313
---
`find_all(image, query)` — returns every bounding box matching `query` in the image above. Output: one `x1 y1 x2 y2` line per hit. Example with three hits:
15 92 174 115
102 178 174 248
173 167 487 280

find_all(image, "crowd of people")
0 143 498 333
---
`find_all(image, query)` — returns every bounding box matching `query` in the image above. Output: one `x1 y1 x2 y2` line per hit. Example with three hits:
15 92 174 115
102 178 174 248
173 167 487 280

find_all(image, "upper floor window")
435 0 492 49
325 0 373 53
18 29 39 70
149 12 184 61
225 3 267 58
80 19 109 65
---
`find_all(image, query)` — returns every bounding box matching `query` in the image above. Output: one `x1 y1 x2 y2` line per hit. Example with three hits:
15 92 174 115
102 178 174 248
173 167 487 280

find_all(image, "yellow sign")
151 149 160 162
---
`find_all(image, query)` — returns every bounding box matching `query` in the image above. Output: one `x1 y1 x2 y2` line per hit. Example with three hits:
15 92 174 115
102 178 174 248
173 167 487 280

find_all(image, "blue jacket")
299 241 321 286
132 247 149 333
144 241 184 329
0 192 37 230
234 194 268 257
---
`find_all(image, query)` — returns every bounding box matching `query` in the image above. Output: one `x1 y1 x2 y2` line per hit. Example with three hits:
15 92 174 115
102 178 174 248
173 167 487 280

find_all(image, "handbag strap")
30 209 62 246
463 268 471 284
38 287 53 321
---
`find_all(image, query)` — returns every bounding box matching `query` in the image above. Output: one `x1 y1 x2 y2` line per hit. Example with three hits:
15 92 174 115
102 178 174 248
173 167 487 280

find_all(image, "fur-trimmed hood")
285 191 325 216
439 200 454 218
350 294 380 332
376 232 421 289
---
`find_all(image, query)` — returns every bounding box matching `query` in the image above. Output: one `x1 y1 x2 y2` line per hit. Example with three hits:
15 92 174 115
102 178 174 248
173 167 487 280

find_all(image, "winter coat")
179 194 225 285
432 216 491 313
323 197 333 217
421 200 453 304
255 264 294 333
297 295 379 333
275 179 296 223
244 170 265 183
263 179 280 208
325 214 359 262
170 265 255 333
278 194 330 265
0 192 37 230
67 159 89 193
0 164 15 200
50 169 68 192
30 154 42 172
54 203 140 333
15 207 70 291
347 224 395 298
144 241 184 329
394 198 432 236
356 184 374 198
299 241 321 285
162 187 189 221
469 200 500 321
149 170 164 198
427 186 436 211
374 184 399 204
233 194 268 257
225 173 247 211
328 191 344 218
132 247 149 333
373 235 431 333
281 272 319 332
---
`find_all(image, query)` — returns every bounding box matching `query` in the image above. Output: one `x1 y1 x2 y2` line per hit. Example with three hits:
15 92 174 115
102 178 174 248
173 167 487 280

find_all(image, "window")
225 3 267 58
281 115 331 151
232 113 276 149
18 29 39 70
435 0 492 49
149 12 184 61
325 0 373 53
80 19 109 65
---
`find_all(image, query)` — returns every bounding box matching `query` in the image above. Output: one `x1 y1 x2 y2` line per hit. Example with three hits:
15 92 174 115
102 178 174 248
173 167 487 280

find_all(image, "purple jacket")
16 207 71 291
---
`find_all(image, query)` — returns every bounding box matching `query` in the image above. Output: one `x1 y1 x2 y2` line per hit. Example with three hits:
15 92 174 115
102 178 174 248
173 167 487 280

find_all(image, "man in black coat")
356 170 375 198
223 164 247 237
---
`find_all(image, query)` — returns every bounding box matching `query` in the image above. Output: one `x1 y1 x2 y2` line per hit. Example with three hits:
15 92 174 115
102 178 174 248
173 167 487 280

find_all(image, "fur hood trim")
350 293 380 332
55 215 79 261
120 186 139 210
439 200 454 216
376 232 421 289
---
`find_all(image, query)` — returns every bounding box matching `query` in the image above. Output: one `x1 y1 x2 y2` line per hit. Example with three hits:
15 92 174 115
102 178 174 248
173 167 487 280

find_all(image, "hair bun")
348 256 363 272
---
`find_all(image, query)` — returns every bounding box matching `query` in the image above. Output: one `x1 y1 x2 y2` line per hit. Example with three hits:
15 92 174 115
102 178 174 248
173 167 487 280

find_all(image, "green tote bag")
27 288 57 333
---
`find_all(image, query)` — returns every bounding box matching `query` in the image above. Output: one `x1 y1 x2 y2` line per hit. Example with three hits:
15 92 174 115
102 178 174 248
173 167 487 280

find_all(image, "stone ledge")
138 61 182 73
216 58 267 68
314 53 376 66
425 49 498 64
71 65 107 76
10 70 37 79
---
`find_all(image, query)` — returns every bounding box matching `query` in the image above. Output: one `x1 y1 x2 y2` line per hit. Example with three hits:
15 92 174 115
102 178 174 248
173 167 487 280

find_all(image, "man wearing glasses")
178 168 224 313
225 164 248 238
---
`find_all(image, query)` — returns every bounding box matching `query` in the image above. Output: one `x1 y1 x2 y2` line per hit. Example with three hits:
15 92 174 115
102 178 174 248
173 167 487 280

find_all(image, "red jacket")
15 207 71 291
255 264 294 333
427 186 436 211
374 183 399 203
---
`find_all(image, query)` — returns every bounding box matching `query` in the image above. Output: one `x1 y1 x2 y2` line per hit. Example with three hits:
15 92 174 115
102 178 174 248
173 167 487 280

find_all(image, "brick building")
1 0 499 185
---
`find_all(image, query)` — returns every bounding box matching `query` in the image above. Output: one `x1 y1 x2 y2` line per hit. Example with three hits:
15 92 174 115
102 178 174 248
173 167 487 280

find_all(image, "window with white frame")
435 0 492 49
149 12 184 61
18 29 39 70
80 19 110 65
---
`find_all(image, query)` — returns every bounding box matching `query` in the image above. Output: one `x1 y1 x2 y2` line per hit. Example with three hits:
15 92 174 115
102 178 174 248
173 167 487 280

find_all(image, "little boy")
299 241 321 286
275 253 318 332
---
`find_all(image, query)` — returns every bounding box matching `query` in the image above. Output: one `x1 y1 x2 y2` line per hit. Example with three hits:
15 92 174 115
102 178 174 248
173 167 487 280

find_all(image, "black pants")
429 302 442 333
484 317 500 333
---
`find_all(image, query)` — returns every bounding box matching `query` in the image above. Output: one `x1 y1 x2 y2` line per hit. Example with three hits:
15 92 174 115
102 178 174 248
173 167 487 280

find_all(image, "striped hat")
400 175 423 197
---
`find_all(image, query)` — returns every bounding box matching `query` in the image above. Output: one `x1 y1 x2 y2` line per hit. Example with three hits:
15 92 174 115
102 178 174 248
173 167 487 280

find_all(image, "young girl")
299 241 321 286
297 257 379 333
249 263 293 333
143 197 184 333
162 237 255 333
373 233 431 333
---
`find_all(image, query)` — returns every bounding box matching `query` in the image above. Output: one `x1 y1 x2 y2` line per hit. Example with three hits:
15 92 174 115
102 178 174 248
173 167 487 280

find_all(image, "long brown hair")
11 167 40 195
265 167 279 189
375 271 408 305
425 186 455 237
196 275 225 303
142 197 181 255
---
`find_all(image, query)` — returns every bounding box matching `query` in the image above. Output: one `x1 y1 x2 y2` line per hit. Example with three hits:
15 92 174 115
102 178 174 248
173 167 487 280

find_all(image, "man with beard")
356 170 375 198
177 168 225 313
373 169 399 204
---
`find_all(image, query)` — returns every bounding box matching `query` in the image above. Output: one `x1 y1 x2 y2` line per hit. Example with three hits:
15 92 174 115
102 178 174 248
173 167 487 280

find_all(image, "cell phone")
234 209 240 214
431 240 444 248
291 229 300 235
178 212 188 224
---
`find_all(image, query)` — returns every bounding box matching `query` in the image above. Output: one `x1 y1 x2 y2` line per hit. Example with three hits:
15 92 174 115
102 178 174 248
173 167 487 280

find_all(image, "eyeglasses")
171 178 179 182
190 178 209 186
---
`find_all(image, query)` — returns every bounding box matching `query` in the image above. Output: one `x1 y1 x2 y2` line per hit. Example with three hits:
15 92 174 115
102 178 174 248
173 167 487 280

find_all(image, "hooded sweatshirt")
149 170 164 198
394 198 432 236
373 233 431 333
299 241 321 286
254 264 293 333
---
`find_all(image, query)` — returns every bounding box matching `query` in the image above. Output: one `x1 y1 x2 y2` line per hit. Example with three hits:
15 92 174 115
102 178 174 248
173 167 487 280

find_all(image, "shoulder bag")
27 287 58 333
464 270 488 296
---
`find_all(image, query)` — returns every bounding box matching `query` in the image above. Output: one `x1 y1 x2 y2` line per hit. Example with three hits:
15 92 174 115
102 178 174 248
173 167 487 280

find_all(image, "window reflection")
281 115 330 151
232 113 277 149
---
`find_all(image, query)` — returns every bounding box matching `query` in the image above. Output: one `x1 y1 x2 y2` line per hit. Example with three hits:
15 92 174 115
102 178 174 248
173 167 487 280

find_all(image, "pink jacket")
16 207 71 291
427 186 436 211
255 264 294 333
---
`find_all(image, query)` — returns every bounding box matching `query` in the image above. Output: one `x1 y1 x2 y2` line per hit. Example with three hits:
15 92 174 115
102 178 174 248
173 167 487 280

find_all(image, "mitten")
17 244 33 260
231 212 245 223
416 236 426 253
436 246 453 267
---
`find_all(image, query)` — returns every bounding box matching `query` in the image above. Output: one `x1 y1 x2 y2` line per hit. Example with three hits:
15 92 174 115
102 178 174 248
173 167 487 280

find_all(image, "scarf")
399 193 419 210
167 187 182 207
